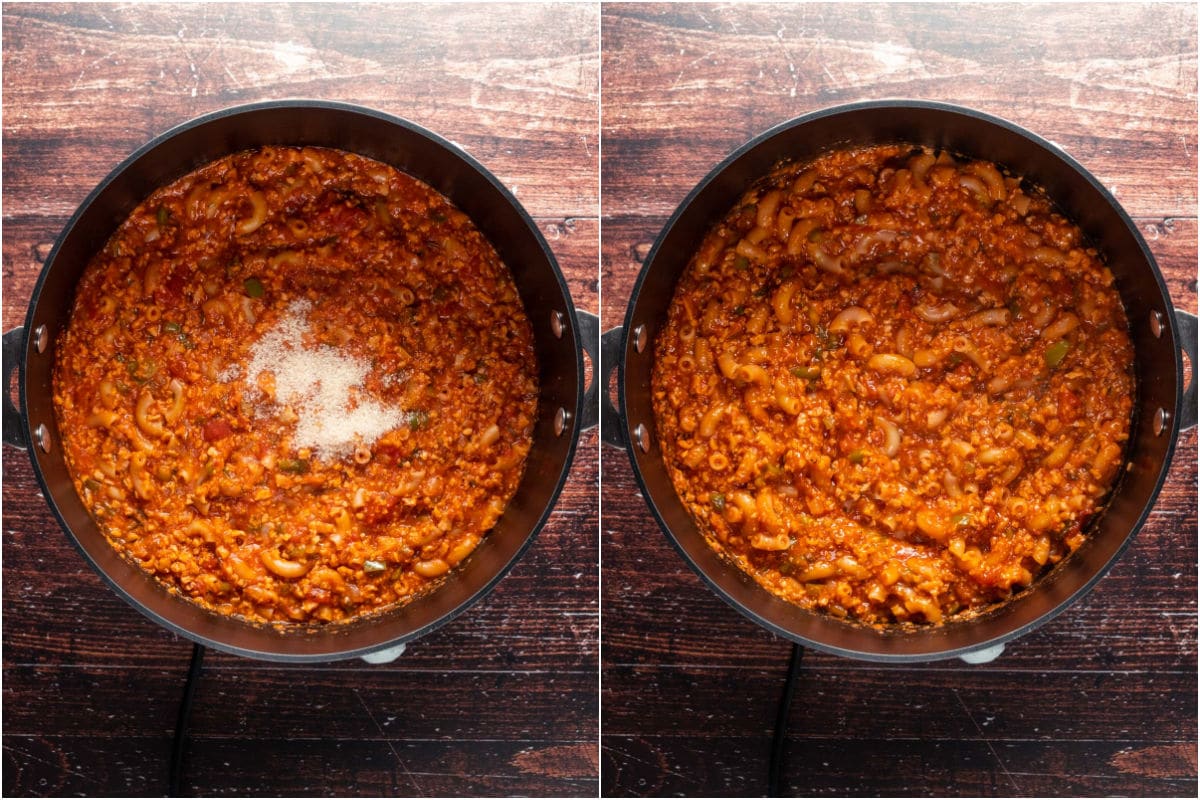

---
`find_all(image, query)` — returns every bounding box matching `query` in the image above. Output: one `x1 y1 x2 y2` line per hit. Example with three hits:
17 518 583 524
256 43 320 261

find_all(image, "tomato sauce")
54 146 538 626
652 144 1134 626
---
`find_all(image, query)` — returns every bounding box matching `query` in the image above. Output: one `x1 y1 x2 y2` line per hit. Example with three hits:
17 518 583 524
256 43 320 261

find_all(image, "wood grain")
2 3 598 797
1 3 598 220
602 735 1197 797
601 2 1197 219
5 2 1198 797
5 734 598 797
600 3 1197 797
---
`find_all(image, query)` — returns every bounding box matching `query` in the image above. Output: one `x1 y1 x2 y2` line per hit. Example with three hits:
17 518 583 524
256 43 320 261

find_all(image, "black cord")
767 641 804 797
169 642 207 797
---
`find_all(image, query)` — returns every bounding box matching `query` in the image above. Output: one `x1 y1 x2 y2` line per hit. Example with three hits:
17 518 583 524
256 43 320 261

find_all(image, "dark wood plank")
601 663 1195 742
2 4 599 797
3 663 595 742
181 739 598 798
5 735 598 798
602 735 1197 797
600 3 1197 798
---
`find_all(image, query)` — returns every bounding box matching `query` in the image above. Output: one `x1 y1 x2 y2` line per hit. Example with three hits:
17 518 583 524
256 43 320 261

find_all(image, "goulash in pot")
54 146 538 625
652 144 1134 626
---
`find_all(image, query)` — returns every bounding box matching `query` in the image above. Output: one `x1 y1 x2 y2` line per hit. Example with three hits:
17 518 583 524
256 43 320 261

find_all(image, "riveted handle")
3 327 28 450
577 311 600 432
600 326 625 448
1176 310 1197 432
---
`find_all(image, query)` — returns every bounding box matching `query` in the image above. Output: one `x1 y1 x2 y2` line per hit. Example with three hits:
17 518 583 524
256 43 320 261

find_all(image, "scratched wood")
600 3 1197 797
601 2 1198 220
2 3 598 797
602 735 1197 797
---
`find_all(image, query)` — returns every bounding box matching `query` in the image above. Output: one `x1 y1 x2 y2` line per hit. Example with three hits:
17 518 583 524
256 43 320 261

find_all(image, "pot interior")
621 100 1183 661
20 101 583 661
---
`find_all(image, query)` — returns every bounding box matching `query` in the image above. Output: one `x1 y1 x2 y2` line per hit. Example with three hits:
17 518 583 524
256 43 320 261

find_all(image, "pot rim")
15 99 585 662
619 98 1185 662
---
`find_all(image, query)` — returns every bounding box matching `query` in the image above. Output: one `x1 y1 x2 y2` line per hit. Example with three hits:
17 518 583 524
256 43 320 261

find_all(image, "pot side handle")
600 326 625 448
1177 310 1197 432
959 642 1006 665
359 643 407 664
3 327 28 450
577 311 600 432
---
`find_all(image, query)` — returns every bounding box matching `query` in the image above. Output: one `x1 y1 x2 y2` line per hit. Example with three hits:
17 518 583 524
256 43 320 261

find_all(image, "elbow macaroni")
651 143 1134 626
53 146 538 626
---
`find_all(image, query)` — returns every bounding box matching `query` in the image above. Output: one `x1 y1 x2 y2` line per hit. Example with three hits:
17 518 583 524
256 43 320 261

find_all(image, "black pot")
604 100 1196 663
3 100 597 663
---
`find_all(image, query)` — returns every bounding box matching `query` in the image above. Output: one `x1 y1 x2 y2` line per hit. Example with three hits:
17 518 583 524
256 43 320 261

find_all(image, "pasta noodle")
53 146 538 626
651 144 1134 626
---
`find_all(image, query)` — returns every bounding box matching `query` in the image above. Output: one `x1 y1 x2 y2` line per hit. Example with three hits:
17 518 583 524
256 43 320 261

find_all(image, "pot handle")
3 327 28 450
1177 310 1197 432
600 326 625 448
959 642 1005 664
577 311 600 432
359 642 407 664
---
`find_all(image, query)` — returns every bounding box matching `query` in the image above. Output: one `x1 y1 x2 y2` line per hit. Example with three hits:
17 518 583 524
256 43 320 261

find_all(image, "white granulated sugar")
244 299 406 460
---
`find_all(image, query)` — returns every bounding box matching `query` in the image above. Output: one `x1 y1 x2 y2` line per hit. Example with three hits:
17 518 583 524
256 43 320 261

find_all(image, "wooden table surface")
2 4 598 797
600 3 1197 797
4 3 1197 799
